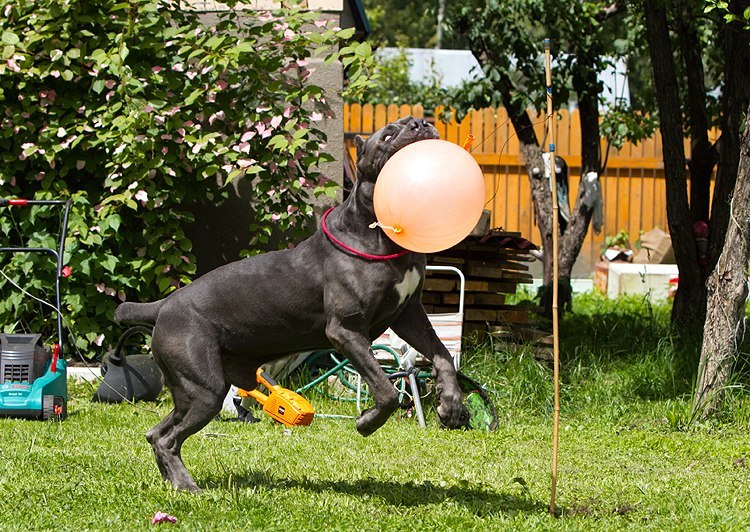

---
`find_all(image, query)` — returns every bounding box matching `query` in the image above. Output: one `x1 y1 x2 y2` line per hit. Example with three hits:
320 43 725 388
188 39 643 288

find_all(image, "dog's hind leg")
389 297 469 429
147 375 228 493
147 327 229 493
326 320 399 436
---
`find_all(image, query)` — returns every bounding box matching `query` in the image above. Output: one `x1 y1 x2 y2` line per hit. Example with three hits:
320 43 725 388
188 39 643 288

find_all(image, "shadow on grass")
201 470 545 515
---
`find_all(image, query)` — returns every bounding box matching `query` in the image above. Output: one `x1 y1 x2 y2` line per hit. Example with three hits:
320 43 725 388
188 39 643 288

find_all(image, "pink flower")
172 63 184 72
237 158 257 168
6 58 20 72
270 115 282 129
135 190 148 203
104 79 116 89
152 66 163 73
151 512 177 525
311 112 323 122
271 213 281 221
208 111 225 125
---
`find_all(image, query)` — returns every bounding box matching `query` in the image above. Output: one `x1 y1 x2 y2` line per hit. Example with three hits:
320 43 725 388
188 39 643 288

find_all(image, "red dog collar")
321 208 410 261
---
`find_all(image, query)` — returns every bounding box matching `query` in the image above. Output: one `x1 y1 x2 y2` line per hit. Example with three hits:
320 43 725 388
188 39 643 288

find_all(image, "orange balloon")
373 139 486 253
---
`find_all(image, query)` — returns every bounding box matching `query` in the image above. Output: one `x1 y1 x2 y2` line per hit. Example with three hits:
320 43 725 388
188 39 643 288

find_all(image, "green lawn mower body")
0 333 67 420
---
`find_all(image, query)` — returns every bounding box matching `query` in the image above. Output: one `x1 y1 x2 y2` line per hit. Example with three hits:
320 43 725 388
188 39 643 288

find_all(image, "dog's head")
354 116 439 184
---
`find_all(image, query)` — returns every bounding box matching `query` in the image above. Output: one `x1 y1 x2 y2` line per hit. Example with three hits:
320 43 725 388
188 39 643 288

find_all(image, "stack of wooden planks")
423 230 551 356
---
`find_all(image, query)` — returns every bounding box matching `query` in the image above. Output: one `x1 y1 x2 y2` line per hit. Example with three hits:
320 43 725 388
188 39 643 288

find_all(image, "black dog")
115 116 470 493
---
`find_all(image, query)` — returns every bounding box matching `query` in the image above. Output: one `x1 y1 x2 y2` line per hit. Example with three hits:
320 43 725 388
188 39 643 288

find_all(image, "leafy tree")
0 0 371 355
443 0 645 315
367 1 442 48
347 48 453 112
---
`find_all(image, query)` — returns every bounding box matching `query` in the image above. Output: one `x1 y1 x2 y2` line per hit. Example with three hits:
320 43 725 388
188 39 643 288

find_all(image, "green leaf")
236 41 255 53
183 88 203 105
1 31 19 46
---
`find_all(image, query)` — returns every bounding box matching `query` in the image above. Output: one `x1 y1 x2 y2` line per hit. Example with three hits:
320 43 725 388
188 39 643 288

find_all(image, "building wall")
181 0 349 274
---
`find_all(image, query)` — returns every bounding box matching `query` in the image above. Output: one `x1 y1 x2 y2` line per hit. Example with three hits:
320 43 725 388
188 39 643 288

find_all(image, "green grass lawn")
1 293 749 530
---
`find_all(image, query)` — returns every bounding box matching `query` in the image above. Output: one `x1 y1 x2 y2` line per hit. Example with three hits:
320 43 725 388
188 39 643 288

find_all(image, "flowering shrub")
0 0 373 355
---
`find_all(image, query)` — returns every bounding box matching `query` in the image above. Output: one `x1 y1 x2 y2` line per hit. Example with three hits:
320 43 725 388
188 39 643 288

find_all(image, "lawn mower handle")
0 198 70 207
0 198 71 357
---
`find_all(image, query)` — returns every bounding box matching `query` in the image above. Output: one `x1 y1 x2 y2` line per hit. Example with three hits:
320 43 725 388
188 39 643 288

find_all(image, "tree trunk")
643 1 703 332
709 1 750 273
465 24 609 317
676 10 714 229
489 68 555 298
693 103 750 419
559 60 602 287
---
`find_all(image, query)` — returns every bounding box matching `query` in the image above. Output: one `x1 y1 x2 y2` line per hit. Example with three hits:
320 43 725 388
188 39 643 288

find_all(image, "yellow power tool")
238 368 315 427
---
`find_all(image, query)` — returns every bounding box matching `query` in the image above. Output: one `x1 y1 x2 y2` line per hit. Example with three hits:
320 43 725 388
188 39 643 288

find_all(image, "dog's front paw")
437 394 470 429
355 407 381 437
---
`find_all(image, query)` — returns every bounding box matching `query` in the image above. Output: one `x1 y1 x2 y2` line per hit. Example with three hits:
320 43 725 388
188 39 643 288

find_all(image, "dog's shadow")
201 470 544 515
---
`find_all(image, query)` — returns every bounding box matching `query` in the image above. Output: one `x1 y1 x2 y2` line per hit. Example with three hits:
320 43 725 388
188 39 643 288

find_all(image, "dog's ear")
355 135 366 162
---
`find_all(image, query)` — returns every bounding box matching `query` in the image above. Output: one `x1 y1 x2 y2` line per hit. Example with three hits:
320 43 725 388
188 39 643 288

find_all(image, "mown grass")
1 292 749 530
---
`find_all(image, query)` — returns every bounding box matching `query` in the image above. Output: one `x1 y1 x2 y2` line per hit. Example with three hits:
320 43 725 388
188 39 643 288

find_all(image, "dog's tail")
114 301 163 326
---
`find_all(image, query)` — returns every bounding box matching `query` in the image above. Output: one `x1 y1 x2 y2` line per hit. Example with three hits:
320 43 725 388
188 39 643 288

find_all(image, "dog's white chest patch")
394 267 421 306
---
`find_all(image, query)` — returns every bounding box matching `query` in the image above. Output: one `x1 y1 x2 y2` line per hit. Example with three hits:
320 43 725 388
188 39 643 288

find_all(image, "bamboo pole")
544 38 561 517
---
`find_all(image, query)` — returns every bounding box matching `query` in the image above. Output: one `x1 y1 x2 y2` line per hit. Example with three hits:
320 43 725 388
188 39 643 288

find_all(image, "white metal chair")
362 265 466 426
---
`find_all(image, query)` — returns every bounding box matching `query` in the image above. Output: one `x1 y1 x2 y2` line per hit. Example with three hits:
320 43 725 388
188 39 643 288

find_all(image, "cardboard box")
633 227 675 264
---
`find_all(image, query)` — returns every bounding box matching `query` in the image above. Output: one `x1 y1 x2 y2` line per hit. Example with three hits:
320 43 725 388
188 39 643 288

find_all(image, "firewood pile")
424 229 552 358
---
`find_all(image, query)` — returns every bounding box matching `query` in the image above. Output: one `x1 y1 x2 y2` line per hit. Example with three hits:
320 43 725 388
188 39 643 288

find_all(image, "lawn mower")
0 198 70 420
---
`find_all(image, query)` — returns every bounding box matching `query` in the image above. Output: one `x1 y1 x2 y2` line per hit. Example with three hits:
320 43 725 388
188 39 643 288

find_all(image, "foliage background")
0 0 371 356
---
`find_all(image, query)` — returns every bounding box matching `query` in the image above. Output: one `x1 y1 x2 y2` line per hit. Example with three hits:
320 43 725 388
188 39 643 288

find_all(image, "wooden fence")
344 103 717 275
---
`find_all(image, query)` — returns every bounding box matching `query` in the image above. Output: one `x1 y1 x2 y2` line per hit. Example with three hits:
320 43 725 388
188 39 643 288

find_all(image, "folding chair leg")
408 373 426 428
